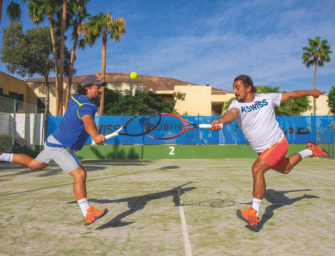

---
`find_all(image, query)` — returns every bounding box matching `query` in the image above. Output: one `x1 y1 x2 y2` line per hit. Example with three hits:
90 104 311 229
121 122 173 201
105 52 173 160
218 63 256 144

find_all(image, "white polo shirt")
228 93 285 153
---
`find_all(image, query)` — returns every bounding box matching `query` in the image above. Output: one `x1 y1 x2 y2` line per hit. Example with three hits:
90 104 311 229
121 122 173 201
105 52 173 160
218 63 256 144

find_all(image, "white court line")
178 188 193 256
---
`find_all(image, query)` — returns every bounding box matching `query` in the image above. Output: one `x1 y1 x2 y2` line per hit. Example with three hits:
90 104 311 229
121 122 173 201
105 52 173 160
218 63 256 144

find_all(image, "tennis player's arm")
81 114 106 144
281 89 325 103
210 108 238 130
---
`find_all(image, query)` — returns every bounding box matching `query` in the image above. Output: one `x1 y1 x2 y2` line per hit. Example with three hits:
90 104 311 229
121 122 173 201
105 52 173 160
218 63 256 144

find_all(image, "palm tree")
302 37 332 115
64 0 89 111
27 0 70 116
27 0 61 115
0 0 3 23
58 0 67 116
6 1 21 22
85 11 126 115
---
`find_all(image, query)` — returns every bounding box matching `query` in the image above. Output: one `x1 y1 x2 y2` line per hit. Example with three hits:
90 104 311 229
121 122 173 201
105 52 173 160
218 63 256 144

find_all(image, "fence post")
33 105 38 152
11 99 17 151
332 123 334 159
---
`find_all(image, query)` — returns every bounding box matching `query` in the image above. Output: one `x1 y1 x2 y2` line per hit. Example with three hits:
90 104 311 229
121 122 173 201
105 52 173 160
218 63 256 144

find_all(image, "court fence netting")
316 125 335 159
0 95 46 155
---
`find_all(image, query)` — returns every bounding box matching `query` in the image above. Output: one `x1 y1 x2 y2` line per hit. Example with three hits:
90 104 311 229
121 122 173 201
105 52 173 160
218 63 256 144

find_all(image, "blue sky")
1 0 335 93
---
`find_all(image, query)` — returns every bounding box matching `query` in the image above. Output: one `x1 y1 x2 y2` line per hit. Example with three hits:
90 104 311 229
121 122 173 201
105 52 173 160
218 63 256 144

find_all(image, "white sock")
0 153 14 162
78 198 90 217
298 149 313 159
252 198 263 216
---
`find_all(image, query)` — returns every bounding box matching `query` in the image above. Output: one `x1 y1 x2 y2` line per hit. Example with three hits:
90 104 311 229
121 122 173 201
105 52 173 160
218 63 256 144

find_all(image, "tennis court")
0 158 334 256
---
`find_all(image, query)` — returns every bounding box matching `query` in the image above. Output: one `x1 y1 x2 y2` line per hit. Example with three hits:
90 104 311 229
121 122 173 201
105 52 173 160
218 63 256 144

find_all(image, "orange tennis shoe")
306 142 329 158
83 206 108 226
236 206 259 226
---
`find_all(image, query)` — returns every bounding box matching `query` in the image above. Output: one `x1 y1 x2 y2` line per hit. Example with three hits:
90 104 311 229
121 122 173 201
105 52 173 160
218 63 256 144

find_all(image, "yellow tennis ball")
130 72 138 80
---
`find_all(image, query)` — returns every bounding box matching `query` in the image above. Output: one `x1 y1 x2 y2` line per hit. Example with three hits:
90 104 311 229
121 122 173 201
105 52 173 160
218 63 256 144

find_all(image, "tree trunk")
99 34 107 116
58 0 67 116
65 35 78 111
0 0 3 23
48 16 60 116
45 80 50 117
313 59 317 116
43 77 50 143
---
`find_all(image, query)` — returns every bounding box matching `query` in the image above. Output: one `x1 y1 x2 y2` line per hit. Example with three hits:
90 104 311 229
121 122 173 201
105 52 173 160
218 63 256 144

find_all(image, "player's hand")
210 120 222 130
312 89 326 98
92 134 106 144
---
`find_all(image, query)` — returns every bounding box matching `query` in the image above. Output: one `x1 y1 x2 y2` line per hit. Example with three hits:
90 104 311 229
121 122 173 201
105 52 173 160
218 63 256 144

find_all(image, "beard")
91 95 101 104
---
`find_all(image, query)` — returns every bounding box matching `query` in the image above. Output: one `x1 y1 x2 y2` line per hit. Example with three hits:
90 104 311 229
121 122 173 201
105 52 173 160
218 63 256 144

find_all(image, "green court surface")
0 158 334 256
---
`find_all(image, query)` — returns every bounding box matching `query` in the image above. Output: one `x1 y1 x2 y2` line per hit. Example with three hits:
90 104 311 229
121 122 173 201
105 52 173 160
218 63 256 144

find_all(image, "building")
25 72 232 116
0 71 332 116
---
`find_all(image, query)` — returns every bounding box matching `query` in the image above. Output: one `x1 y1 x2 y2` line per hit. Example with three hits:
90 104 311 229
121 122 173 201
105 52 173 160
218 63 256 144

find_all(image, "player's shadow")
247 188 319 232
89 182 196 230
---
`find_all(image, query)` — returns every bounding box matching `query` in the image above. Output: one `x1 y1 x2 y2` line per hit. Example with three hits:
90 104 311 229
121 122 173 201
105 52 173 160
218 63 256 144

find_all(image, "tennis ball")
130 71 138 80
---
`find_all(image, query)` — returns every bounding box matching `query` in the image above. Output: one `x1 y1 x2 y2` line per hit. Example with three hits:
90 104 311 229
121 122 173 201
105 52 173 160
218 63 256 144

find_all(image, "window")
37 97 46 113
9 91 24 110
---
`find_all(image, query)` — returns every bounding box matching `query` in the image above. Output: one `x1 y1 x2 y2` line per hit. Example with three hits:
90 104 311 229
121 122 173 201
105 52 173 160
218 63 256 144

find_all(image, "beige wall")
174 85 212 115
0 71 31 104
27 82 69 116
301 95 330 116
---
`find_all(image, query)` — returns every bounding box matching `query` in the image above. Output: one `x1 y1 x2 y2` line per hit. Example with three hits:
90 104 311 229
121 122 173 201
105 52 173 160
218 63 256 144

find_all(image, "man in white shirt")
211 74 328 227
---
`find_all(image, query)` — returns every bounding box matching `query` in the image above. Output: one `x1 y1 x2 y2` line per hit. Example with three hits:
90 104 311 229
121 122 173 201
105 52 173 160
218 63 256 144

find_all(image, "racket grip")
92 126 124 145
199 124 223 129
105 132 119 140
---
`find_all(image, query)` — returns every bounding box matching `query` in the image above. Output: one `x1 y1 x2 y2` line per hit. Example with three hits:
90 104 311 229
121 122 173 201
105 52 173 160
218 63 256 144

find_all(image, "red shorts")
258 137 289 170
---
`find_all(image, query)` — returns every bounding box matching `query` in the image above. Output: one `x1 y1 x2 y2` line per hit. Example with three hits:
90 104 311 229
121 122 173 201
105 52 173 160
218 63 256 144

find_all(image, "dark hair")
76 84 92 95
234 75 256 93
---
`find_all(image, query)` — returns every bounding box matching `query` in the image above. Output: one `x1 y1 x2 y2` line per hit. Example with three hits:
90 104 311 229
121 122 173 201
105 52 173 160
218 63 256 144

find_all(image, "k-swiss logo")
241 99 269 113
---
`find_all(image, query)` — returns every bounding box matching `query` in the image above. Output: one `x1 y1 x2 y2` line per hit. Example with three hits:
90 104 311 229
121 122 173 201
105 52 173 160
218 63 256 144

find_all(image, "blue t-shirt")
51 94 97 150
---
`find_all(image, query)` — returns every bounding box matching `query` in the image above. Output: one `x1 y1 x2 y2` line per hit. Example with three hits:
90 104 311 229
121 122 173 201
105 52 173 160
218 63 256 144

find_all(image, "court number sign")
169 146 175 156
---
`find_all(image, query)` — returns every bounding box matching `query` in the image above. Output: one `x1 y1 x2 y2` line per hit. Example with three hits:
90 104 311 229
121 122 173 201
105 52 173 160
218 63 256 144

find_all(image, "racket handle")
199 124 223 129
92 126 124 145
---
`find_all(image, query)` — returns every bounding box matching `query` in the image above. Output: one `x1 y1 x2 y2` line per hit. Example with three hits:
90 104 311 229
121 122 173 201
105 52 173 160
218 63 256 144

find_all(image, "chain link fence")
316 125 335 159
0 96 46 155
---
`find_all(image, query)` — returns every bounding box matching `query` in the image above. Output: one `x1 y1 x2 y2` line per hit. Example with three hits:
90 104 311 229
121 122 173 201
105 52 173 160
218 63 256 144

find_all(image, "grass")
0 158 334 256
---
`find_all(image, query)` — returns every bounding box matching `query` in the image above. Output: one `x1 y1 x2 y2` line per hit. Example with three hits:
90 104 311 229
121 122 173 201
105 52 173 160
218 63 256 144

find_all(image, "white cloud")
101 0 335 92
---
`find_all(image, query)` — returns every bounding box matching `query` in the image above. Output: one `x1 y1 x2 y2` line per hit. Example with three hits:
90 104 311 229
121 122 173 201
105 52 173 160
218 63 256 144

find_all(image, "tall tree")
27 0 69 116
85 11 126 115
64 0 89 111
27 0 60 114
0 0 2 23
1 23 54 115
58 0 67 116
302 37 332 116
6 0 21 22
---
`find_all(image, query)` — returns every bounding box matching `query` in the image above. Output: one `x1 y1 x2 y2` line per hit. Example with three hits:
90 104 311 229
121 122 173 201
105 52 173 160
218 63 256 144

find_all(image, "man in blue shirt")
0 75 108 226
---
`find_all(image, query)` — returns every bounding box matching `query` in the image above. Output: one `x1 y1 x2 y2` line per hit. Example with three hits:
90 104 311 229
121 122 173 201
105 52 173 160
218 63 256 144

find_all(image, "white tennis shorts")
35 135 81 173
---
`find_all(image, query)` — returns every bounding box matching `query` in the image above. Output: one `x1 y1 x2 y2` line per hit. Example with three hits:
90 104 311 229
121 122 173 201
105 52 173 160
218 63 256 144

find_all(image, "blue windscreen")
47 115 335 145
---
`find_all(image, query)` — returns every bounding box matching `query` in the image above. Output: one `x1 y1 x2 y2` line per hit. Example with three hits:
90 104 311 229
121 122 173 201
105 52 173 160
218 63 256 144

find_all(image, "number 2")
169 146 175 155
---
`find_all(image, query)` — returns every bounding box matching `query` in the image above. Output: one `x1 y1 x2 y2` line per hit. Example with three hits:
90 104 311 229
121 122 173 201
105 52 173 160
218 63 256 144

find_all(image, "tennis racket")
144 113 222 140
92 110 161 145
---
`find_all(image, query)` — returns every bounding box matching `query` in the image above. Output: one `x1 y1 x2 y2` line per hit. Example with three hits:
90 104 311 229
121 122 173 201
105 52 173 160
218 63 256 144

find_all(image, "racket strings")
123 112 161 136
146 114 185 139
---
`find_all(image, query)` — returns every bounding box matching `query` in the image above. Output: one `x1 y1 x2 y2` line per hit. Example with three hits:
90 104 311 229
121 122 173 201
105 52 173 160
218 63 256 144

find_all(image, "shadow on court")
85 182 196 230
1 169 150 197
246 188 319 232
